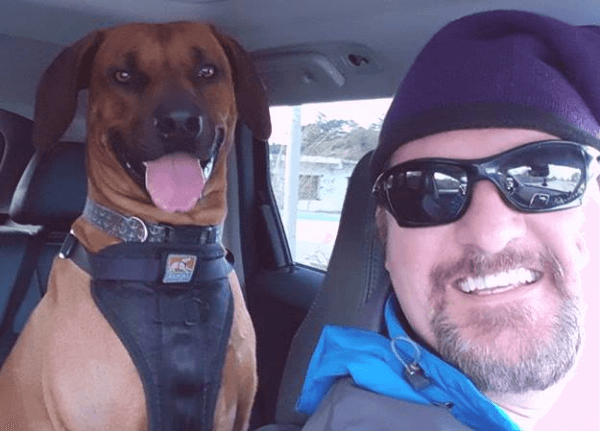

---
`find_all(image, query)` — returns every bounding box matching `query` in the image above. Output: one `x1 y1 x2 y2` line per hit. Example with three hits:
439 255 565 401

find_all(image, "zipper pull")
403 362 431 390
391 336 432 391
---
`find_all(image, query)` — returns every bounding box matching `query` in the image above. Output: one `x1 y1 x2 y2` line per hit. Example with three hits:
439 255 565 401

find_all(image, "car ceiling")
1 0 599 118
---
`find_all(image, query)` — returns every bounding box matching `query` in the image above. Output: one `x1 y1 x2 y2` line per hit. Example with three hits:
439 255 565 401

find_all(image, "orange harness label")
163 254 197 283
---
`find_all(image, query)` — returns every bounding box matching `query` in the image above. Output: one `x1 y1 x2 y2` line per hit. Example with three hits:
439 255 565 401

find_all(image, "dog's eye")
115 70 133 83
197 65 216 79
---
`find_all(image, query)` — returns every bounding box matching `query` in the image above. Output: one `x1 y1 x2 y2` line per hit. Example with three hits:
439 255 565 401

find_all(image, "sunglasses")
372 140 600 228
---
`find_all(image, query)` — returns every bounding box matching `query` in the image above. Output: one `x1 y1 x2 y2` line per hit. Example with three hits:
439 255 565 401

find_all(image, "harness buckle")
58 230 78 259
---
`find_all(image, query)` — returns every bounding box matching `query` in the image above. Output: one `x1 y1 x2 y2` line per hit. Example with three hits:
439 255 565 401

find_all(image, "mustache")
429 245 566 296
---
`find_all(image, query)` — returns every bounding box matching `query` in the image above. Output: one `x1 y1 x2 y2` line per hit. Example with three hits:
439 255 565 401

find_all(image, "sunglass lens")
386 165 469 225
499 144 586 210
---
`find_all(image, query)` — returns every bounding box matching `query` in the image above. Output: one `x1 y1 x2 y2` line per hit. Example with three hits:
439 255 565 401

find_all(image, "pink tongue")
144 153 205 213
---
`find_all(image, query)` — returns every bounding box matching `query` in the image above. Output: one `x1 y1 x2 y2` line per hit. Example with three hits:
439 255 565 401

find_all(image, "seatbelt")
59 232 234 431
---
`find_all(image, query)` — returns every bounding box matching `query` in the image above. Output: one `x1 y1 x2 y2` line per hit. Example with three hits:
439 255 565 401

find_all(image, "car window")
269 98 392 270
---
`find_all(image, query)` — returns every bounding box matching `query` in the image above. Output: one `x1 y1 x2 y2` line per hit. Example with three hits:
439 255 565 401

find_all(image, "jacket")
296 296 521 431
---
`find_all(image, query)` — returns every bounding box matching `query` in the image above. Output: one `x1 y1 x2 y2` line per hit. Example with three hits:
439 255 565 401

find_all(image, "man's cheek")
571 193 600 350
551 204 593 274
579 191 600 274
572 189 600 424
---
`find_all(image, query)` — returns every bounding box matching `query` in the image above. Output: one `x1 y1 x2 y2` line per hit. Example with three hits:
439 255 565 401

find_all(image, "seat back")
274 151 391 425
0 225 44 362
0 142 86 367
0 109 35 218
10 142 87 230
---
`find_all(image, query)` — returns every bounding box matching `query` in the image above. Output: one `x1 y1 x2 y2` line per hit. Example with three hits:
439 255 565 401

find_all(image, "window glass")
269 98 392 270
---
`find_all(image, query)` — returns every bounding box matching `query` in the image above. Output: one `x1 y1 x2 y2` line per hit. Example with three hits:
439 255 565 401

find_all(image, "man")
295 10 600 431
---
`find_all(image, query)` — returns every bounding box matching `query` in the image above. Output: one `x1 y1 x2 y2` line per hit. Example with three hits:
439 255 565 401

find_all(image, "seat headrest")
9 142 87 230
275 151 391 425
0 109 35 213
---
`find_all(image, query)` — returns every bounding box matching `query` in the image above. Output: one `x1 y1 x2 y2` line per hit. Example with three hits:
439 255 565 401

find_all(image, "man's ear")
32 30 104 152
375 205 388 250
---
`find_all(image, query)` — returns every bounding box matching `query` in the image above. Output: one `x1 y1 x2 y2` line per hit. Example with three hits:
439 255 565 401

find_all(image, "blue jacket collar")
297 295 521 431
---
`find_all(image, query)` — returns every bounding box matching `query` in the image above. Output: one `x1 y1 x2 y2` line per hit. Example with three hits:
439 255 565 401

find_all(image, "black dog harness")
59 203 234 431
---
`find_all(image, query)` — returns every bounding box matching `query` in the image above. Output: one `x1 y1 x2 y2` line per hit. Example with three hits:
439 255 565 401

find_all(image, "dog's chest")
47 240 234 431
42 259 148 430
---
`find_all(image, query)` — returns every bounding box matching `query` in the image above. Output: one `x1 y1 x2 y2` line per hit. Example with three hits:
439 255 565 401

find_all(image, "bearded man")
296 10 600 431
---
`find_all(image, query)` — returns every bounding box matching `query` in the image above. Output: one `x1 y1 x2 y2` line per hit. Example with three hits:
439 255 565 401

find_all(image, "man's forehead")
390 128 559 166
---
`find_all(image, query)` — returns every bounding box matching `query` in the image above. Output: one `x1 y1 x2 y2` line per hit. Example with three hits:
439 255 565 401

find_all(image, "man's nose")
453 180 526 253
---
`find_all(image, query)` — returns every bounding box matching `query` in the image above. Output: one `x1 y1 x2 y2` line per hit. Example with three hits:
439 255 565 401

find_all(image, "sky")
269 97 392 145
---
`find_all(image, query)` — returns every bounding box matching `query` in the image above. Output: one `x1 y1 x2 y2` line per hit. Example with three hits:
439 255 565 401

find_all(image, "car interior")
1 1 599 430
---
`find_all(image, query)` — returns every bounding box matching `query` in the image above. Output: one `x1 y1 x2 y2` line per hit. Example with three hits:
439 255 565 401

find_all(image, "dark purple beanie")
370 10 600 182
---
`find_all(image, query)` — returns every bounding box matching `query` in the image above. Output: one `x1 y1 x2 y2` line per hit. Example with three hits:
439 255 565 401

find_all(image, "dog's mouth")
110 127 225 213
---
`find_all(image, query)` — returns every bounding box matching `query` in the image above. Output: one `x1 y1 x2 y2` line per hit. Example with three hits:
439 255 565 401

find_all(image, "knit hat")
370 10 600 182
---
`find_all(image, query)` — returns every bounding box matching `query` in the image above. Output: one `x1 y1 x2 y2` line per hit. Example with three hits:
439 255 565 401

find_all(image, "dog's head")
32 22 271 222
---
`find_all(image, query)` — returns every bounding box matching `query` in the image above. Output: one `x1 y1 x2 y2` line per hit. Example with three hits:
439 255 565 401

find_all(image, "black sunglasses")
372 140 600 228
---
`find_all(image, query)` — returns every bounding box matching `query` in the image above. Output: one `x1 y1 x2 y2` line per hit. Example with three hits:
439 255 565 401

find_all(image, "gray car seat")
0 109 35 218
0 142 86 367
256 151 391 430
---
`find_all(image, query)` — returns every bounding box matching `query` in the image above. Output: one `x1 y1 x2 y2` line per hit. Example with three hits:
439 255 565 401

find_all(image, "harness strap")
59 233 235 431
61 232 233 283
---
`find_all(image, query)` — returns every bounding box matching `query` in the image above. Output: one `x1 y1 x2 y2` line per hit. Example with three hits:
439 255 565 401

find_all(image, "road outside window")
269 98 392 270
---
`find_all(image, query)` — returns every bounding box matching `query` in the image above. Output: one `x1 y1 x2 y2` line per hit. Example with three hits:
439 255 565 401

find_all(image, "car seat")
255 151 391 430
0 109 35 220
0 142 86 367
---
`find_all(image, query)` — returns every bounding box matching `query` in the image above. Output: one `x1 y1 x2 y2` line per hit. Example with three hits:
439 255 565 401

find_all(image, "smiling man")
383 128 591 393
296 10 600 431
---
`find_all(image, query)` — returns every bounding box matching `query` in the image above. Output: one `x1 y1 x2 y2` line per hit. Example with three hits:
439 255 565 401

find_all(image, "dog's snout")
153 104 204 143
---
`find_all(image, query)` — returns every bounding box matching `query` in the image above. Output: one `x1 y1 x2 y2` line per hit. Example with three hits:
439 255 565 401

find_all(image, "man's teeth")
458 268 540 294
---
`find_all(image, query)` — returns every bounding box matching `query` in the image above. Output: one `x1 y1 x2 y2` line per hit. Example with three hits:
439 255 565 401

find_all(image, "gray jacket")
301 378 474 431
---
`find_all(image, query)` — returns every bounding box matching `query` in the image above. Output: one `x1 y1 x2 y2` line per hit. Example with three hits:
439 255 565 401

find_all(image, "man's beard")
429 246 582 394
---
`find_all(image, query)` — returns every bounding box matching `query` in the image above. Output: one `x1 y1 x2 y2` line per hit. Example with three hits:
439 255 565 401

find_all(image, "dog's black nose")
153 105 203 144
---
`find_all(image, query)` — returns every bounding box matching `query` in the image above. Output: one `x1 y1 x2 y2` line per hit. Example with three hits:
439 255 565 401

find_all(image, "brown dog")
0 22 270 430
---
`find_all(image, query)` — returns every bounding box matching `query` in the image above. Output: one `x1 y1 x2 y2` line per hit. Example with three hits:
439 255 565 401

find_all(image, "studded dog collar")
82 198 221 244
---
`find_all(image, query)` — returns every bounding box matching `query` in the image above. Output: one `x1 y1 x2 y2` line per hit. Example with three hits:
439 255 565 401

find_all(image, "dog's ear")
210 27 272 141
32 30 104 151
